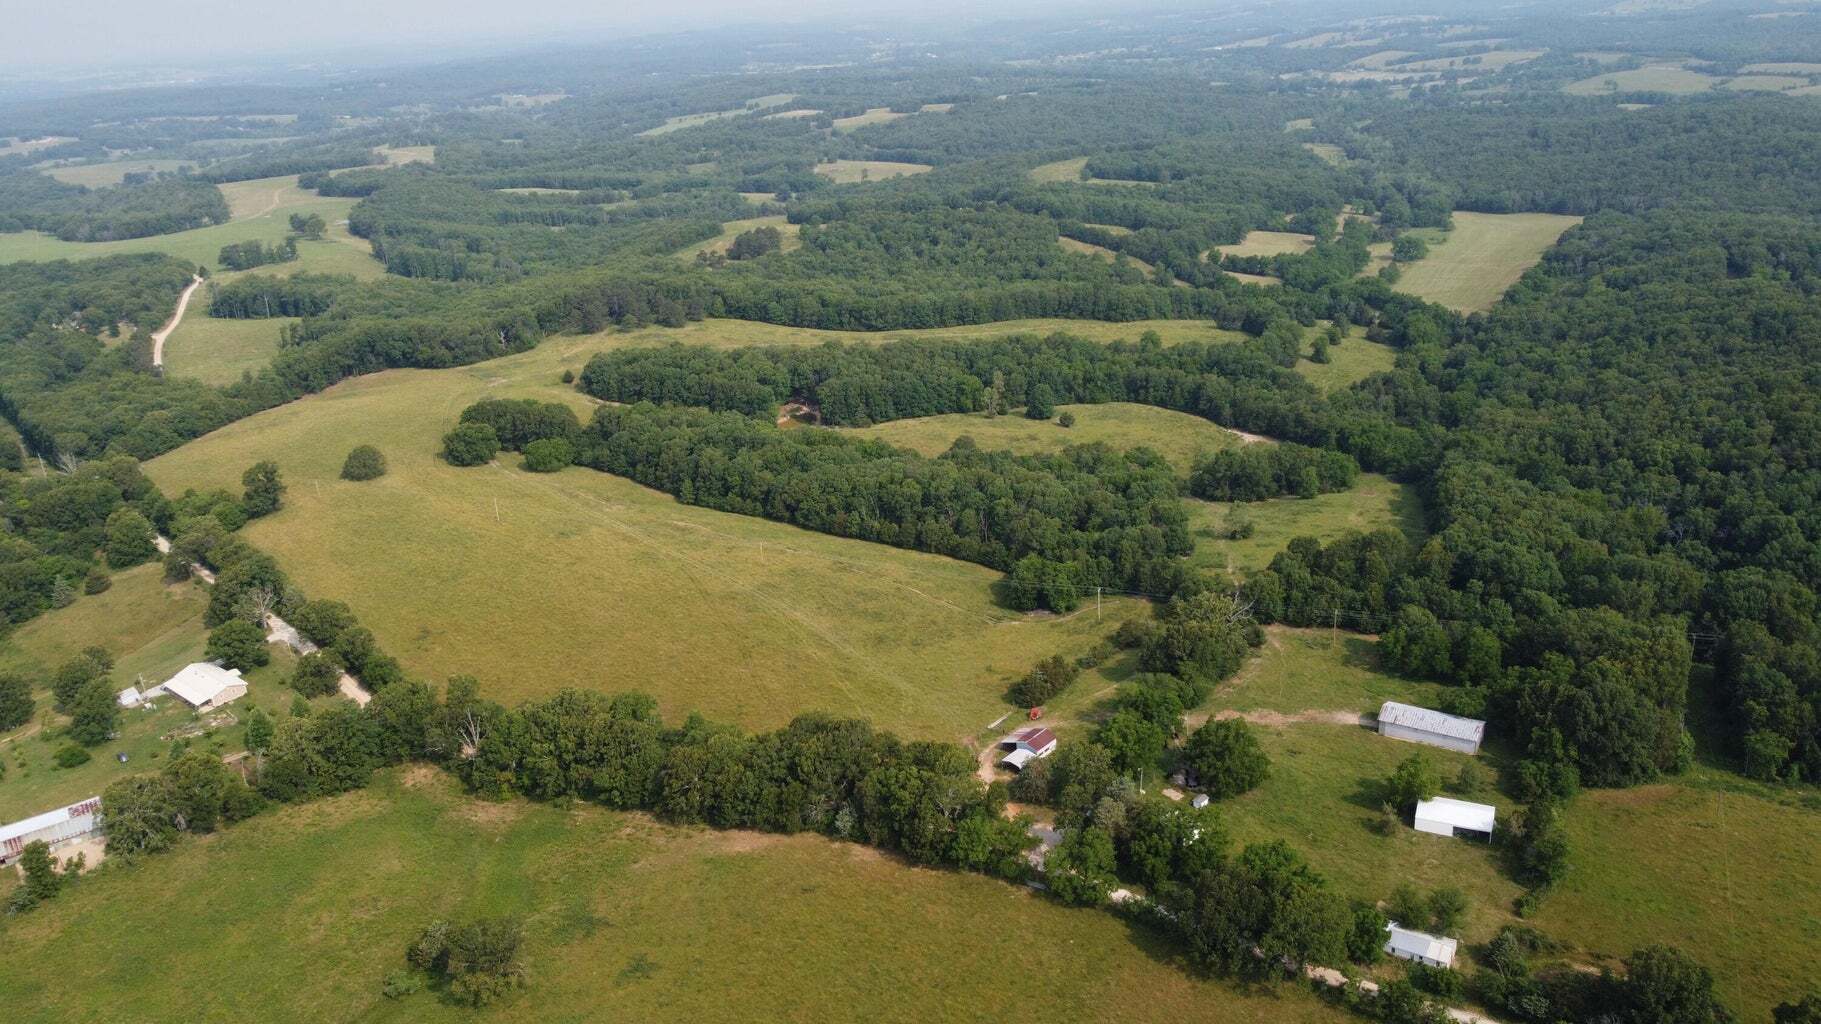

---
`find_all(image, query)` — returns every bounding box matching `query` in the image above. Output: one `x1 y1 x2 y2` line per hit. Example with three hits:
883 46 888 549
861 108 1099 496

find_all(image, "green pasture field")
1389 212 1581 312
1303 142 1348 166
1028 156 1089 182
831 107 910 132
1059 236 1163 277
158 290 297 386
812 160 932 184
1563 65 1719 95
0 174 375 277
0 768 1352 1024
1185 473 1425 580
0 564 300 821
144 334 1153 741
851 402 1243 472
557 316 1245 350
672 215 801 260
1298 335 1398 393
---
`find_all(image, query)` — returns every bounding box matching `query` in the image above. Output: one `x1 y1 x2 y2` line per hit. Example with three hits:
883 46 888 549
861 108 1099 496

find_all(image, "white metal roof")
0 797 101 845
1000 748 1037 770
1379 701 1485 743
161 662 244 706
1415 797 1497 833
117 686 141 706
1384 923 1457 965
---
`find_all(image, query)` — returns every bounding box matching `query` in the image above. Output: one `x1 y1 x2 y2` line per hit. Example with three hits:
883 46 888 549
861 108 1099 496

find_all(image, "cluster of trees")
0 172 228 241
400 917 527 1006
217 237 298 272
1188 441 1360 501
526 401 1195 610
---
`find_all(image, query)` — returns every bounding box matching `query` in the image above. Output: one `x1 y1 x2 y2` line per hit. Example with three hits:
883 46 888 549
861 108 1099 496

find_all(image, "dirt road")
151 275 204 369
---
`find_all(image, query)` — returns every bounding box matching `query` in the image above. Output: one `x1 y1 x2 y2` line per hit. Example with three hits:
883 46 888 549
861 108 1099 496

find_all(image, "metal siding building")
1413 797 1497 840
1377 701 1486 754
0 796 102 865
1384 923 1458 968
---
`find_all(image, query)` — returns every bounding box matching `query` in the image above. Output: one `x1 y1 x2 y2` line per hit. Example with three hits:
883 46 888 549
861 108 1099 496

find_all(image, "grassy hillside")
145 334 1151 740
1186 474 1425 580
0 769 1352 1024
159 289 296 385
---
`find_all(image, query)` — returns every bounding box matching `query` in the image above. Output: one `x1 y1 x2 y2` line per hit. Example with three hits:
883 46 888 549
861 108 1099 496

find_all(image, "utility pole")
1096 586 1102 621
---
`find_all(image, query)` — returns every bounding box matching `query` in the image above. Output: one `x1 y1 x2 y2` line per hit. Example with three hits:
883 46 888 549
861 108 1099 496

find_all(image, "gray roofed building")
1377 701 1486 754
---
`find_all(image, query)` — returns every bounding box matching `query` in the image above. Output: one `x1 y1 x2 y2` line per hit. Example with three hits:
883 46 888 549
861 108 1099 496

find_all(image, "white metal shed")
1378 701 1485 754
1414 797 1496 840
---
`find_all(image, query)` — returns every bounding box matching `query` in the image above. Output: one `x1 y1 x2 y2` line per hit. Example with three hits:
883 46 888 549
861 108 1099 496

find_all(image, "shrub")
83 565 112 594
1408 962 1464 999
1057 411 1076 428
54 743 92 768
1387 751 1442 813
522 437 575 473
1007 654 1078 707
442 422 500 466
560 369 575 384
0 672 33 730
340 445 387 481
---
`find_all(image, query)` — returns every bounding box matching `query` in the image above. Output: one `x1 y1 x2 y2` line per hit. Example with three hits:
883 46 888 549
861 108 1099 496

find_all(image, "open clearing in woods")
1388 212 1581 312
0 174 377 277
42 159 191 187
813 160 931 184
1186 473 1424 580
852 402 1245 472
671 215 801 260
0 769 1351 1024
1215 230 1315 259
159 291 297 386
144 331 1153 740
1564 65 1720 94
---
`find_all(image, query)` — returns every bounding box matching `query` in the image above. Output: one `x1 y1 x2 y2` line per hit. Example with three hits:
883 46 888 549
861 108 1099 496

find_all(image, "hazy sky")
2 0 1093 69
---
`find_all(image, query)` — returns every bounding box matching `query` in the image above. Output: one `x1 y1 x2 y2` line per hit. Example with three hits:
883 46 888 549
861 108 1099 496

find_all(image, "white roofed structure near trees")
998 726 1058 771
1414 796 1497 840
160 662 248 711
1377 701 1486 754
1 796 102 865
1384 922 1458 968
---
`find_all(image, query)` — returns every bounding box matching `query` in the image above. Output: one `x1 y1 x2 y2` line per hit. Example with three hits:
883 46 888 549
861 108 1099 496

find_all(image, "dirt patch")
400 764 442 789
1212 708 1370 728
453 798 526 828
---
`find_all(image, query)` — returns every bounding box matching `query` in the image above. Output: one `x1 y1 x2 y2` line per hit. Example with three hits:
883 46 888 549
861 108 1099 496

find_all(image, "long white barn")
0 796 102 865
1377 701 1485 755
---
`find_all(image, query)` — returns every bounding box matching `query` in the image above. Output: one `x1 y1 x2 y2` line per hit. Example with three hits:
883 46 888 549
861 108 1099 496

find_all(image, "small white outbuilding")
998 727 1059 771
1384 922 1457 969
1413 796 1496 840
1377 701 1485 755
160 662 247 711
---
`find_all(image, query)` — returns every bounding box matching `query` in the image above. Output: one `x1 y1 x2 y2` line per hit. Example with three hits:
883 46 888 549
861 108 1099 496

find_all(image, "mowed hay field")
852 402 1244 472
42 158 191 187
1297 336 1398 394
1564 65 1719 95
0 770 1351 1024
144 331 1153 740
1215 230 1314 259
0 174 378 277
1391 212 1581 312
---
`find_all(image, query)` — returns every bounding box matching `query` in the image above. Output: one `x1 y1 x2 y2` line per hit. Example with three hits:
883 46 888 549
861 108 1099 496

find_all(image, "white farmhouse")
0 796 102 866
1414 797 1497 841
160 662 247 711
998 726 1058 771
1384 922 1457 969
1377 701 1485 755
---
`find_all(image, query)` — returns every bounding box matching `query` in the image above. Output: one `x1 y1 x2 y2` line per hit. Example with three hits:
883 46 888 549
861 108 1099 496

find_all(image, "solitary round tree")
340 445 387 481
1183 718 1270 798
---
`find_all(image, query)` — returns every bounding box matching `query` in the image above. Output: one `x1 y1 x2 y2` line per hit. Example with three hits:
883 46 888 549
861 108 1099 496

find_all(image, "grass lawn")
851 402 1243 473
145 334 1152 742
812 160 931 184
672 215 800 260
0 174 371 276
1215 230 1314 259
159 288 297 385
0 768 1352 1024
1186 473 1425 581
0 564 301 821
1390 212 1581 312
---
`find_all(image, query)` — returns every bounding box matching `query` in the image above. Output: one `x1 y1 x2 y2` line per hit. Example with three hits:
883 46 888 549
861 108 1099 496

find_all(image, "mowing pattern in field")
1390 212 1581 312
0 770 1352 1024
144 334 1150 740
852 402 1243 472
